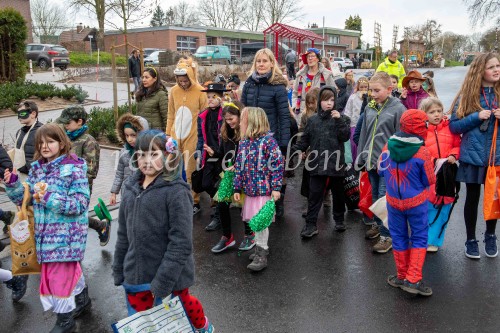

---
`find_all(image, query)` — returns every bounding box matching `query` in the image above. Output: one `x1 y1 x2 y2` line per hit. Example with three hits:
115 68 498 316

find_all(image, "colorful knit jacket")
378 133 436 211
233 132 284 197
5 154 90 263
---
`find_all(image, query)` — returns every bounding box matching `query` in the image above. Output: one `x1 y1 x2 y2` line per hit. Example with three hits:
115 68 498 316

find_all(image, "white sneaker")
427 245 439 253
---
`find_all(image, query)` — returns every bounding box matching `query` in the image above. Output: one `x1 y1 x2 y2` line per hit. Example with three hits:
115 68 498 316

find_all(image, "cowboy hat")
201 83 231 93
402 70 426 89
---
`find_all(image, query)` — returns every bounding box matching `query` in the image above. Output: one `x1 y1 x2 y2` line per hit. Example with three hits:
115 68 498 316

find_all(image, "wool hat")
402 70 426 89
56 105 88 124
400 109 428 138
301 48 322 64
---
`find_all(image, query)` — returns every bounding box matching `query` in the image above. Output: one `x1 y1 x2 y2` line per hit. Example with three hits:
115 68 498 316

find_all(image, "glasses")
307 55 317 60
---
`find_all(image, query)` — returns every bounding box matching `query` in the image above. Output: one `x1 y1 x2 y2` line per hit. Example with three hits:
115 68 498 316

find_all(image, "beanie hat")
400 109 428 138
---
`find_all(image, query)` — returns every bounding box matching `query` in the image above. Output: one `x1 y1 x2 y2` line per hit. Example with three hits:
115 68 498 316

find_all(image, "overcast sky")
56 0 491 50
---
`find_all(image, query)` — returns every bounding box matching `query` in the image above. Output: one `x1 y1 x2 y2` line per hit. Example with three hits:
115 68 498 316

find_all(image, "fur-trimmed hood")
116 113 149 143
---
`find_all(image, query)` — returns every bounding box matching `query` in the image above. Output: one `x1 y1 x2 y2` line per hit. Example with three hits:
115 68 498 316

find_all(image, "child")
379 109 436 296
389 75 402 98
357 72 406 253
4 123 91 331
0 144 15 233
210 101 247 253
449 52 500 259
109 113 149 205
400 70 430 109
334 78 349 112
233 107 284 271
226 74 241 101
1 268 28 302
57 105 109 246
292 86 350 236
344 77 369 158
197 82 229 231
421 97 461 252
113 130 214 332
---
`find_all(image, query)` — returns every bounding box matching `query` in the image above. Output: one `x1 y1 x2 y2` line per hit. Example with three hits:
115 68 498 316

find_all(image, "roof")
60 28 96 43
105 25 206 36
308 27 361 37
206 27 263 41
397 39 425 44
264 23 323 41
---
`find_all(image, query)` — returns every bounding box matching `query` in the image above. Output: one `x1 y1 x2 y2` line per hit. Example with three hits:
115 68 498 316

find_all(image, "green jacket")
136 88 168 130
376 58 406 88
70 132 100 189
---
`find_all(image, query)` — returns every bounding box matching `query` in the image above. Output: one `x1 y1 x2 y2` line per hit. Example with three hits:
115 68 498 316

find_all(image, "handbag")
8 122 36 170
369 195 388 229
483 119 500 220
9 182 41 275
358 171 374 218
112 296 195 333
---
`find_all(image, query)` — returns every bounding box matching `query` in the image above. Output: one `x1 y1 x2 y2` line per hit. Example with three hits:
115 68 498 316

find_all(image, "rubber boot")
405 248 427 284
247 246 268 271
275 185 286 219
49 312 75 333
73 285 91 318
4 275 28 302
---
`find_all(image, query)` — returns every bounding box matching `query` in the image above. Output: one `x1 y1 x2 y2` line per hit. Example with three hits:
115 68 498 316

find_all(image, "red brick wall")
0 0 33 42
340 35 359 50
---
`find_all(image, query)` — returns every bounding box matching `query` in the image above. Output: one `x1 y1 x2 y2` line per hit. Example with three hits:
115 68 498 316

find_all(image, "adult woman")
241 48 290 219
135 67 168 131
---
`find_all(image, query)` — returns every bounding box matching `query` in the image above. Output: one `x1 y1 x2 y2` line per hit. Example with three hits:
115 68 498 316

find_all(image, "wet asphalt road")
1 66 500 332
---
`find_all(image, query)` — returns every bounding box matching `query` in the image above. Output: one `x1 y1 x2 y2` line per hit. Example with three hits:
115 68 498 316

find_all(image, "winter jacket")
70 131 100 189
0 144 13 177
6 154 90 263
216 137 239 167
291 86 351 177
136 88 168 130
292 63 336 113
241 72 291 147
376 58 406 88
401 88 429 110
128 55 141 78
449 88 500 166
234 133 284 196
378 133 436 211
357 96 406 170
15 121 43 174
113 172 195 298
344 93 364 128
334 78 349 112
196 107 223 167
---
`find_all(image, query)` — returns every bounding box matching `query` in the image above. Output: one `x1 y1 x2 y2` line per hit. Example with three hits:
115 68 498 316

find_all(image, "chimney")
77 24 83 34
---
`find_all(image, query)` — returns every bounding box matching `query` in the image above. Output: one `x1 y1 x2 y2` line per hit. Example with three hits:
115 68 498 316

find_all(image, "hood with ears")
116 113 149 143
173 57 198 87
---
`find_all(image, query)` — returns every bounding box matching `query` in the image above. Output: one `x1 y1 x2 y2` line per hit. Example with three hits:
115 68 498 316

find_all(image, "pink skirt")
40 262 85 313
241 195 274 222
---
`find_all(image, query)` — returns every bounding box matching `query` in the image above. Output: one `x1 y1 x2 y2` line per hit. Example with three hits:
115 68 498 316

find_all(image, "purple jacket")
234 133 284 197
401 88 429 110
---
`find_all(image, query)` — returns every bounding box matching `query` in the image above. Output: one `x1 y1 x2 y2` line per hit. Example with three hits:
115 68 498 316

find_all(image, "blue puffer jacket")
241 71 291 147
449 88 500 166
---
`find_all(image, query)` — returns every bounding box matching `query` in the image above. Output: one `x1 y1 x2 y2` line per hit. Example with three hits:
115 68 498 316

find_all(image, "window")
329 35 340 44
222 38 240 58
337 51 344 57
327 50 335 58
176 36 198 53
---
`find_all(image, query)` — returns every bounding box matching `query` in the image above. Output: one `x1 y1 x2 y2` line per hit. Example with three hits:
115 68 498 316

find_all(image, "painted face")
255 54 273 75
408 79 423 92
142 71 157 88
390 78 398 89
177 75 191 90
137 148 164 177
483 57 500 86
124 127 137 147
320 97 335 111
369 82 392 104
224 113 239 129
426 104 444 126
64 119 83 132
227 82 239 91
40 136 62 162
207 92 222 108
306 52 319 67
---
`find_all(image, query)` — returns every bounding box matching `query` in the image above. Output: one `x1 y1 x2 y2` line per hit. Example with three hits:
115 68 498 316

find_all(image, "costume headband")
146 66 157 77
165 137 178 154
223 102 240 110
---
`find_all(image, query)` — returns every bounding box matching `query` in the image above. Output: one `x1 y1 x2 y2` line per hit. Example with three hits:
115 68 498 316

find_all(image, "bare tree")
262 0 301 27
420 19 442 50
241 0 265 31
463 0 500 26
198 0 231 28
31 0 68 41
173 1 200 25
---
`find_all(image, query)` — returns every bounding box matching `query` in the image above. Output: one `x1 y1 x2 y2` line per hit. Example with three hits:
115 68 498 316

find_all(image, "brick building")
308 27 360 59
0 0 33 42
60 24 97 52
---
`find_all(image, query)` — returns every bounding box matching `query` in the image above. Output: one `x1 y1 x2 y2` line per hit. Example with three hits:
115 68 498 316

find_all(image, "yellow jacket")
376 58 406 88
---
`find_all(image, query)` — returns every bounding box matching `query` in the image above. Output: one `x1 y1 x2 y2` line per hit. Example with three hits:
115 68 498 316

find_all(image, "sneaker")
373 236 392 253
196 316 214 333
401 279 433 296
98 221 111 246
238 233 256 251
205 217 221 231
335 222 346 232
484 234 498 258
300 223 318 238
465 239 480 259
4 275 28 302
193 204 201 215
365 224 380 239
387 274 404 289
247 246 268 271
427 245 439 253
211 235 235 253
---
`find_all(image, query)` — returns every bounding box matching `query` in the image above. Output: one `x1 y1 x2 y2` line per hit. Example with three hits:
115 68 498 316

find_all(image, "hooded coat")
291 86 351 177
334 78 349 112
241 71 291 147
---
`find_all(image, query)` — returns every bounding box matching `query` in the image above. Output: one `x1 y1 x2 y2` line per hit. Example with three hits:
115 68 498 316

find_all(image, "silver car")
26 44 70 70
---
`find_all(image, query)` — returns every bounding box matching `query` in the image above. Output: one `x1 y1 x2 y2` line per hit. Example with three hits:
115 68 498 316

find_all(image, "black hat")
201 83 230 93
227 74 240 85
214 74 226 84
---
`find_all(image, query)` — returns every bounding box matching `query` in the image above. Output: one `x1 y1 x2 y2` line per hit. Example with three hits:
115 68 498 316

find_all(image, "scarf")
295 71 325 114
66 124 88 141
251 71 272 83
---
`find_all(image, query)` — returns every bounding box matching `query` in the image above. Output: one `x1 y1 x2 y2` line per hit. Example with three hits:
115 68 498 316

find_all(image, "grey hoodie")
357 96 405 170
113 171 195 298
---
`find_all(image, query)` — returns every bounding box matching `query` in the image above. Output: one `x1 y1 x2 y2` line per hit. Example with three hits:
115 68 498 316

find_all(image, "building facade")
0 0 33 42
308 27 360 59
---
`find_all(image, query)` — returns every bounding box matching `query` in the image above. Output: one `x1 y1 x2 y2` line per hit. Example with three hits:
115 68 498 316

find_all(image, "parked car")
343 58 354 69
331 57 353 71
194 45 232 64
144 50 166 66
26 44 70 70
143 48 160 57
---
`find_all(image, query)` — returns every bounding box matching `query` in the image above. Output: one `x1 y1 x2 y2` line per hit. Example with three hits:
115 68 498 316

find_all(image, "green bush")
70 51 127 67
87 103 136 144
0 8 27 82
445 59 463 67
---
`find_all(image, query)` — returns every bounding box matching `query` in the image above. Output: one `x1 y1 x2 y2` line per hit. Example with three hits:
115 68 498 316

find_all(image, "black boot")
5 275 28 302
205 206 221 231
50 312 75 333
73 285 91 318
1 211 15 234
